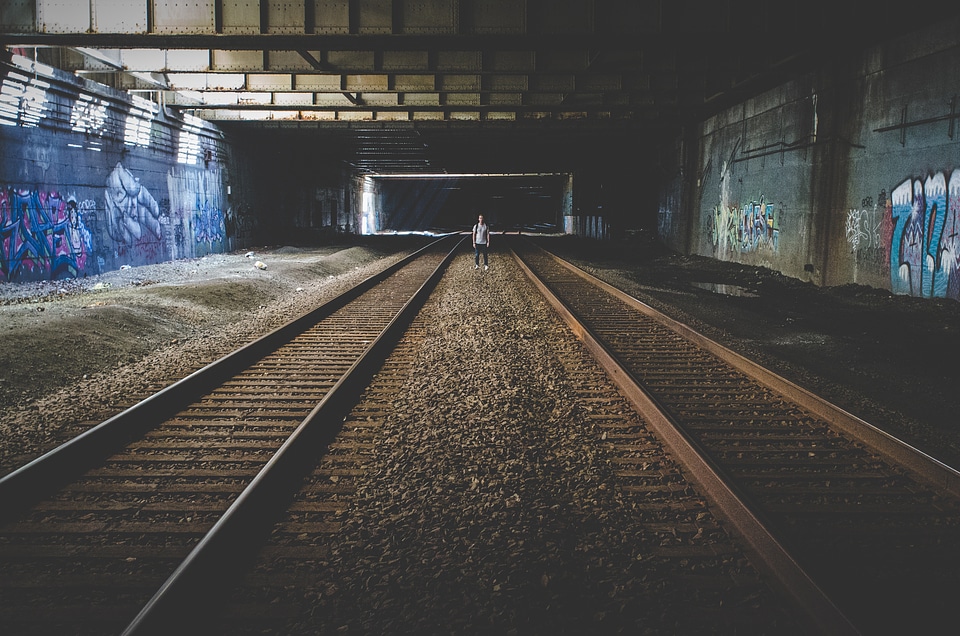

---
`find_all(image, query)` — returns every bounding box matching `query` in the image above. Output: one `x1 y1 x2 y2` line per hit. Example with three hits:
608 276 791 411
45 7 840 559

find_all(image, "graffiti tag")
712 194 780 256
0 188 93 281
889 169 960 299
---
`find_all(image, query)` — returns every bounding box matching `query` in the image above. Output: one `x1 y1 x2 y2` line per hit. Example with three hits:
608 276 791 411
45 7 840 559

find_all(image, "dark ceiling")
1 1 952 174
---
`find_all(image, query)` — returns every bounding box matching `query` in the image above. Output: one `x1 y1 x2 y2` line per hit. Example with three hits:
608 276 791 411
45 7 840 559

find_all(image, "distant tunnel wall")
659 14 960 301
0 54 260 283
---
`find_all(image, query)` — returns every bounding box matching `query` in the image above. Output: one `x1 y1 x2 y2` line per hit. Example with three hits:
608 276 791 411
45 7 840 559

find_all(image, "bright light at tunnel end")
359 172 565 235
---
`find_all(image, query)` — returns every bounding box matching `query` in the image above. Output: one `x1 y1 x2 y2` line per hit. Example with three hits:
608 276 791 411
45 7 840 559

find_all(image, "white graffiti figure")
105 162 161 244
845 208 868 251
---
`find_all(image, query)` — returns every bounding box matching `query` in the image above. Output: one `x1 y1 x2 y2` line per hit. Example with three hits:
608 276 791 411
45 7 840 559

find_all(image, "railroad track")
513 238 960 635
4 235 957 634
200 246 816 634
0 236 460 636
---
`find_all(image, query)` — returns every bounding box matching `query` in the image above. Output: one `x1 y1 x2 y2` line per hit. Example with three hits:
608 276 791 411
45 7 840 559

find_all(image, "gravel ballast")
2 233 958 633
223 249 808 634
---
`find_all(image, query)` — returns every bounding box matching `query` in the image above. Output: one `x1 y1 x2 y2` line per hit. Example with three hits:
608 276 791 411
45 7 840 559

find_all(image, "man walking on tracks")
473 213 491 270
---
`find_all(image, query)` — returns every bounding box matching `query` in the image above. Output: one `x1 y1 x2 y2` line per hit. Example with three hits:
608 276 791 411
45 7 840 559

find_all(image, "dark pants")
474 243 488 266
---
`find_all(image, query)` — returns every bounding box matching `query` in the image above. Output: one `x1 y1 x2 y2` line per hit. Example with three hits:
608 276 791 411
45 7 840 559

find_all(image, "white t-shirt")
473 223 489 244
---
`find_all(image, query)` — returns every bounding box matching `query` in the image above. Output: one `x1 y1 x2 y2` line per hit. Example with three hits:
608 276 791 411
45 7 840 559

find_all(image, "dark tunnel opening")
371 173 569 235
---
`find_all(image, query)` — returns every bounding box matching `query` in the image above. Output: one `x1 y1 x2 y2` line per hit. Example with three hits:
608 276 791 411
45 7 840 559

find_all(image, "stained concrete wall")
660 15 960 301
0 53 260 283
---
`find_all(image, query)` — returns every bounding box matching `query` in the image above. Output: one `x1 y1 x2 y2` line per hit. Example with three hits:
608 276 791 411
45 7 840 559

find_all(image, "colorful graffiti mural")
889 169 960 300
0 188 93 282
711 194 781 256
0 161 230 282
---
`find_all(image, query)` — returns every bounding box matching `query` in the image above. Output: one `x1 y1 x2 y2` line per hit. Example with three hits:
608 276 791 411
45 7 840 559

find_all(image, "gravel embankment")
0 244 417 475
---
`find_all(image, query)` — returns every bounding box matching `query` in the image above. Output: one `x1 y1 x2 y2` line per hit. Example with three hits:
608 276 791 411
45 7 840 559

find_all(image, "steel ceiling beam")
0 33 737 52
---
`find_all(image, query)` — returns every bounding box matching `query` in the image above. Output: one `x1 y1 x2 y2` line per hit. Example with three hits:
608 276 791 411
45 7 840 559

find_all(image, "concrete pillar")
562 172 574 234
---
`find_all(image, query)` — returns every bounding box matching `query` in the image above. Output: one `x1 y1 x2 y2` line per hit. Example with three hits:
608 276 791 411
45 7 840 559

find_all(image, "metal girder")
1 0 945 173
0 0 837 128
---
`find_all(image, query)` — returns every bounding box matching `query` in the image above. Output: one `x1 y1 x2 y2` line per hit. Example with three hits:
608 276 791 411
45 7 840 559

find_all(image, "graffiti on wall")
844 192 891 273
167 166 225 260
706 159 781 258
711 194 781 256
657 195 678 242
889 169 960 299
193 192 224 246
105 162 162 247
0 162 231 282
0 188 94 281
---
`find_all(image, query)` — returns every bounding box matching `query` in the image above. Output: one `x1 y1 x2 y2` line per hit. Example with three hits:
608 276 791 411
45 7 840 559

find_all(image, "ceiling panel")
382 50 429 71
165 49 212 71
462 0 525 35
296 74 342 90
399 0 457 34
3 0 951 174
394 75 435 91
152 0 216 35
36 0 89 33
212 49 263 71
221 0 262 35
266 49 316 71
356 0 393 34
0 0 34 33
314 0 351 34
267 1 307 34
344 73 388 91
92 0 147 33
436 50 481 71
403 91 440 105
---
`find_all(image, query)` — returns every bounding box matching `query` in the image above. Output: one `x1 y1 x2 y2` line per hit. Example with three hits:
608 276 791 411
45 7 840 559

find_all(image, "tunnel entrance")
361 173 570 235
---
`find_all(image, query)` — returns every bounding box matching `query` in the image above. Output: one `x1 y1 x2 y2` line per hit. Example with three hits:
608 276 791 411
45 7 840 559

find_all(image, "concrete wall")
692 76 820 281
660 15 960 301
0 53 260 283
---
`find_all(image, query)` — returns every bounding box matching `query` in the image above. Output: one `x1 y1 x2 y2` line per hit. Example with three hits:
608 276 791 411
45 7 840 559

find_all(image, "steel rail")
119 236 463 635
510 241 861 636
0 235 455 519
529 241 960 497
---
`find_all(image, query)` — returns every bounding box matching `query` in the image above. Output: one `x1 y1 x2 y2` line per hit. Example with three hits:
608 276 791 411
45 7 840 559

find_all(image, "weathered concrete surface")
660 13 960 303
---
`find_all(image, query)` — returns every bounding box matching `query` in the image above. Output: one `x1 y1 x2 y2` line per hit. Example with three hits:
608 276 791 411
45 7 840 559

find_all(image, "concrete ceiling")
0 1 949 174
